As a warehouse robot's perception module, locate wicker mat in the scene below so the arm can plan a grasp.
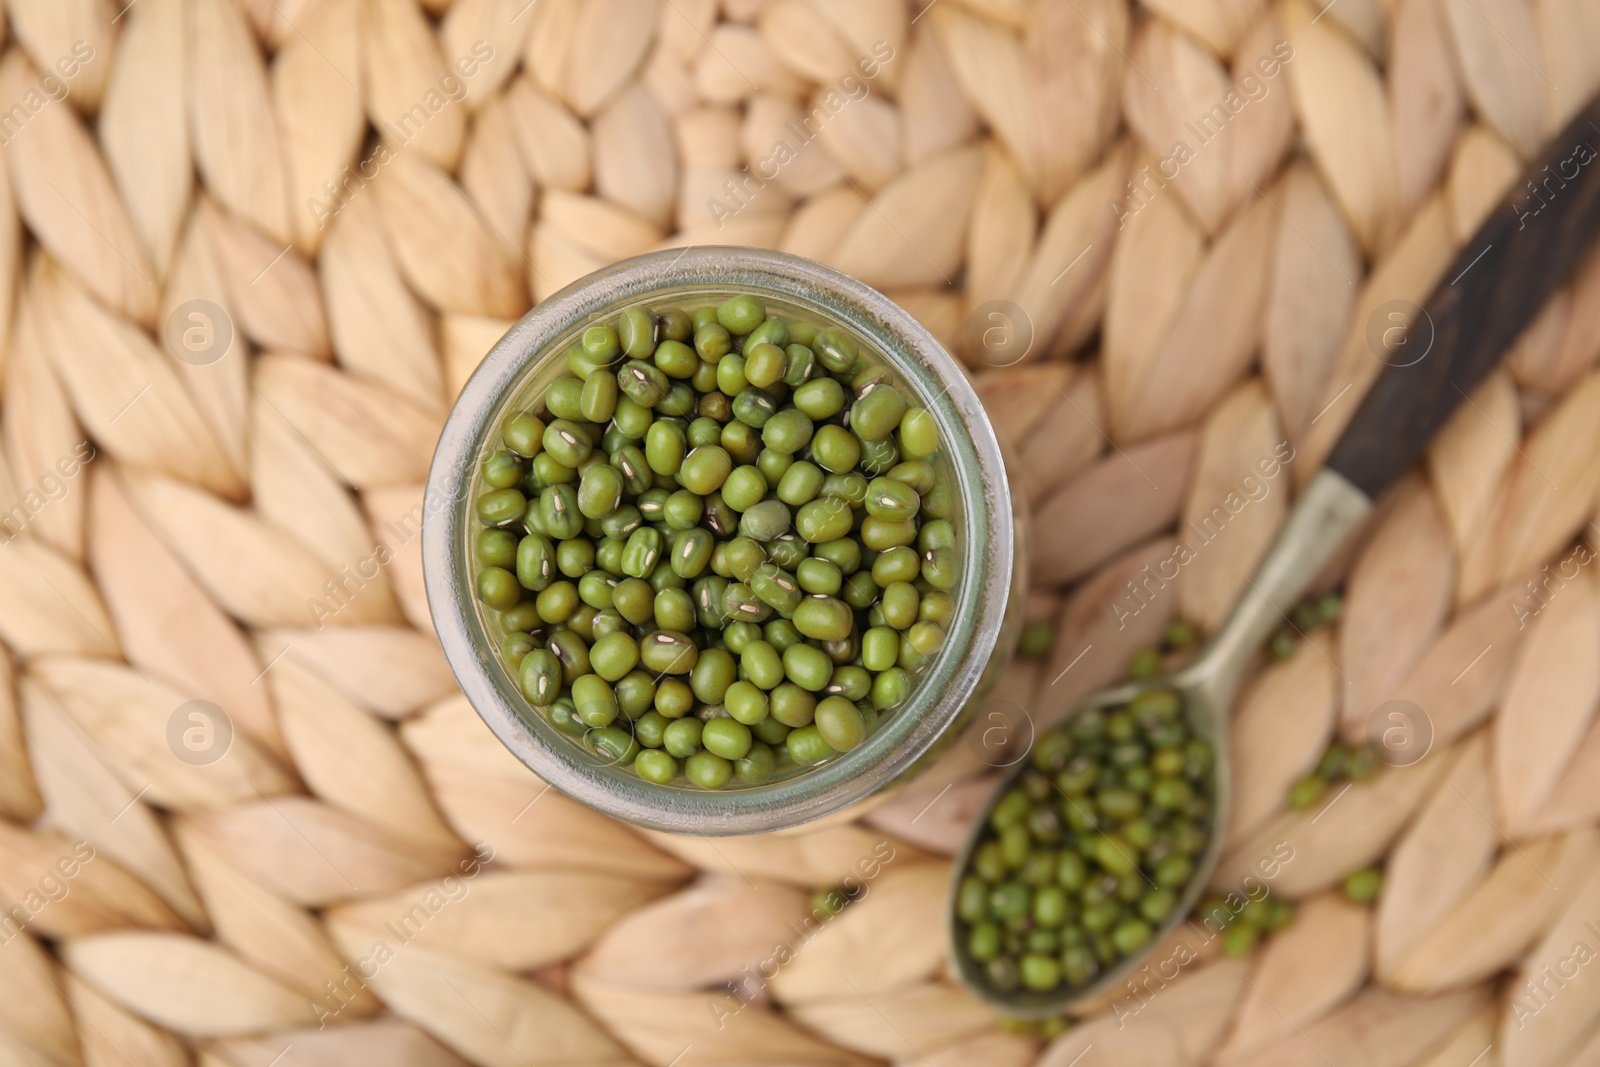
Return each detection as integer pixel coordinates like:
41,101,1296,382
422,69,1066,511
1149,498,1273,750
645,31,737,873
1,0,1599,1064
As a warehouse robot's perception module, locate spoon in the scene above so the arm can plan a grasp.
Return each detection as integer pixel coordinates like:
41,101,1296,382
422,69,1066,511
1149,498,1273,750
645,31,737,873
950,92,1600,1017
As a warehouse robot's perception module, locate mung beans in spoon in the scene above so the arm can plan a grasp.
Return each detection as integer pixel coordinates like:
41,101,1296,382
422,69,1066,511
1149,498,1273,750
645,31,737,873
953,686,1214,995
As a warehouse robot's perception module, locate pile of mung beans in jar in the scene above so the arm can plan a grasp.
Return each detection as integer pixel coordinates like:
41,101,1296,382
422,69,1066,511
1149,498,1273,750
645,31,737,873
953,687,1215,995
472,294,960,790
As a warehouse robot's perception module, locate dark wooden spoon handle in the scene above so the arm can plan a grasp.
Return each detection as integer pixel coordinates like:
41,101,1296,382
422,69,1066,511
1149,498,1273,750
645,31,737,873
1326,95,1600,500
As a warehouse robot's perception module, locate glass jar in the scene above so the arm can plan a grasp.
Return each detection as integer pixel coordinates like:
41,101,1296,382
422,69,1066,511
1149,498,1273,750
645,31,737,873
423,247,1025,835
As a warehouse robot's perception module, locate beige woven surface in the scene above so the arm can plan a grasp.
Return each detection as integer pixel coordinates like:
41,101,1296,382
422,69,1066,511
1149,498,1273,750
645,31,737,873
2,0,1600,1064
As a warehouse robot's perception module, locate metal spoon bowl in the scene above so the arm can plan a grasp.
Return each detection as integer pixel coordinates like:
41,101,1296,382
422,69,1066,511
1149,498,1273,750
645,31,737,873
947,680,1223,1018
947,471,1372,1016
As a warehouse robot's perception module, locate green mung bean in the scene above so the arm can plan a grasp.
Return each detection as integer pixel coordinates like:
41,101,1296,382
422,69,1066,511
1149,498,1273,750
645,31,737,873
953,688,1215,995
471,294,960,789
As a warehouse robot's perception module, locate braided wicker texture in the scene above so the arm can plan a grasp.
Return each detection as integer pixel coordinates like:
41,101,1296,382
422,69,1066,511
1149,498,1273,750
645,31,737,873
1,0,1599,1065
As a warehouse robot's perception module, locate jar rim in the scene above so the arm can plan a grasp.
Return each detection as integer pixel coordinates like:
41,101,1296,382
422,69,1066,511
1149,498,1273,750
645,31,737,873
423,246,1015,835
